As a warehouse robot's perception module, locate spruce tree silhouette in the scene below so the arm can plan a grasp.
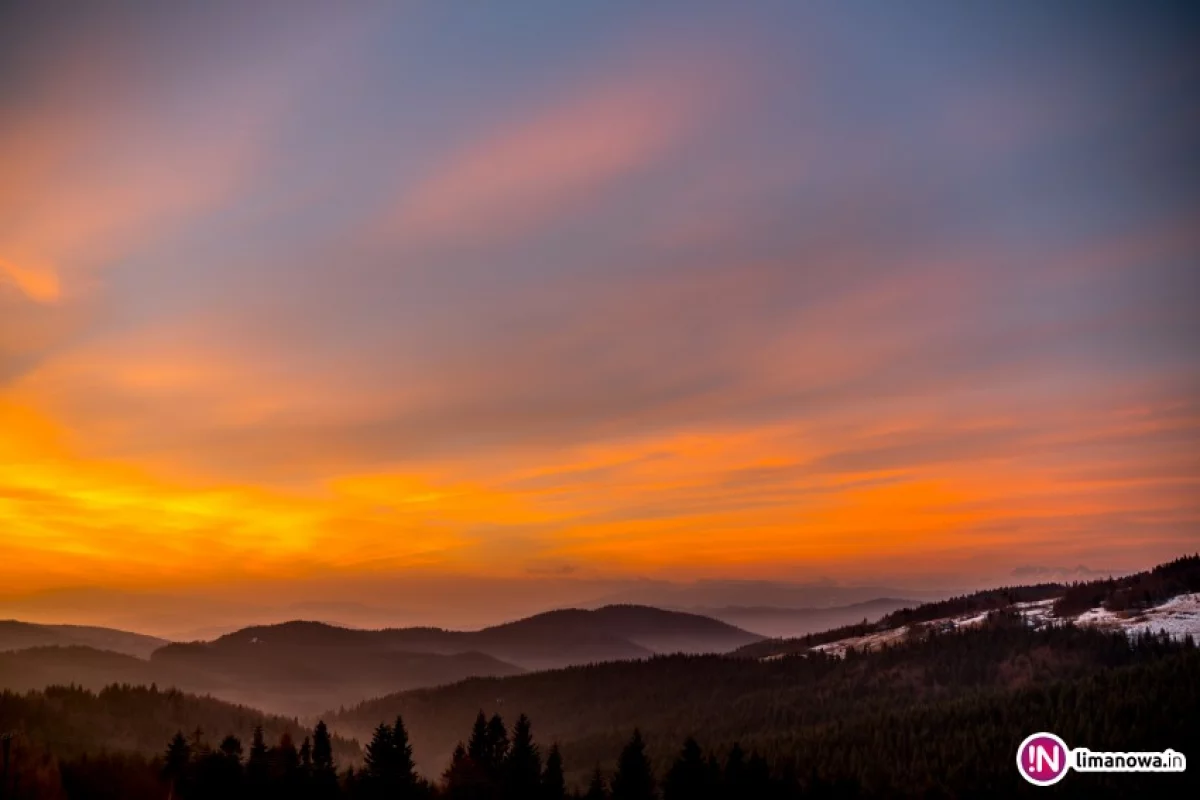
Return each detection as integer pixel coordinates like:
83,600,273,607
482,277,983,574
246,725,269,789
312,722,334,770
279,732,300,770
278,732,301,796
189,726,207,758
585,765,609,800
311,721,339,798
163,731,191,795
664,737,709,800
461,710,496,798
363,721,396,796
721,742,745,796
442,742,472,799
392,715,420,795
467,712,490,767
503,713,541,799
486,713,509,768
611,729,655,800
541,743,566,800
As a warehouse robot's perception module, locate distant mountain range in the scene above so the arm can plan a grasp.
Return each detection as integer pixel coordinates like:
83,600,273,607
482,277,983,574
0,605,762,716
0,578,953,637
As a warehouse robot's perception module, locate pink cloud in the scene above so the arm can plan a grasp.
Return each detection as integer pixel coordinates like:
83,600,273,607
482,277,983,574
389,60,731,244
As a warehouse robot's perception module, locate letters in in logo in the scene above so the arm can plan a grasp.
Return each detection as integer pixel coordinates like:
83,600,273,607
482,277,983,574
1017,732,1070,786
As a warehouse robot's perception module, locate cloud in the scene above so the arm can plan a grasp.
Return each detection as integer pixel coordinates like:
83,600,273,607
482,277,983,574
0,259,60,303
386,57,728,245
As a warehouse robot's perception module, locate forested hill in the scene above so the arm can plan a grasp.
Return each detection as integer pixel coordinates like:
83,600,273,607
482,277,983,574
0,642,524,718
734,553,1200,658
195,604,763,670
0,683,361,763
328,613,1199,787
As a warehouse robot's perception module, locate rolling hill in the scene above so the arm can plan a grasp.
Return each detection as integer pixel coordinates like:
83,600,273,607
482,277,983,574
185,605,762,672
150,624,525,715
0,606,759,716
0,620,167,658
0,639,524,718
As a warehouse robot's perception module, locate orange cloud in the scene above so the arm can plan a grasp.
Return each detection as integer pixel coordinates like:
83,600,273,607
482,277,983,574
0,259,60,303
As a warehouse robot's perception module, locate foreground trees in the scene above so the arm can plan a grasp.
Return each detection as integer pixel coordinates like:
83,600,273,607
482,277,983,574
152,718,792,800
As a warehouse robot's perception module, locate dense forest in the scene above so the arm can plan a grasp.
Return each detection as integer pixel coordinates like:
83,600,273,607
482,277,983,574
1052,553,1200,616
328,611,1198,781
3,633,1196,798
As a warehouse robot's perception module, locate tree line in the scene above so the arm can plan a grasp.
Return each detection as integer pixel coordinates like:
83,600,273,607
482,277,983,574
147,711,870,799
1052,553,1200,616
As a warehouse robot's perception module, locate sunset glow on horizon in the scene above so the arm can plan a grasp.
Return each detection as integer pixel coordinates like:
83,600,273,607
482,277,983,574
2,2,1198,620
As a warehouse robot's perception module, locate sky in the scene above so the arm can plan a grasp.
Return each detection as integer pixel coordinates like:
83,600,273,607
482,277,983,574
1,1,1199,631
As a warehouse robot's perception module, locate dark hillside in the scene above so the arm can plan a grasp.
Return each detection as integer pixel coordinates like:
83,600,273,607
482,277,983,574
330,614,1197,781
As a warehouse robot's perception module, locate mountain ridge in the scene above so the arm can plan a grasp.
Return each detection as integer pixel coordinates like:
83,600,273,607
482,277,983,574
0,620,168,659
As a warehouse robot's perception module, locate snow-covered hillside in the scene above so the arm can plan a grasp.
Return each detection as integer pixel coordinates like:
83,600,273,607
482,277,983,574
769,593,1200,660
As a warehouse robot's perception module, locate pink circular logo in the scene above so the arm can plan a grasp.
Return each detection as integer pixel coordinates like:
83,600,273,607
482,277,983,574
1016,732,1070,786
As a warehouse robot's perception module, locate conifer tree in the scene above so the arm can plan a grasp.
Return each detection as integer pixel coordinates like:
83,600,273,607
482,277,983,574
364,722,394,778
585,766,609,800
541,744,566,800
721,742,745,795
189,726,206,755
247,726,270,788
280,732,300,769
443,742,471,799
311,721,338,799
611,729,655,800
393,715,419,794
588,767,614,800
664,737,708,800
278,731,300,791
467,712,490,767
312,721,334,771
486,713,510,768
503,713,541,798
163,730,191,790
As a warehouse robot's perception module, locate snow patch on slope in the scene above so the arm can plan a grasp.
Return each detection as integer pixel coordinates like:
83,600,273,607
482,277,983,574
764,593,1200,661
